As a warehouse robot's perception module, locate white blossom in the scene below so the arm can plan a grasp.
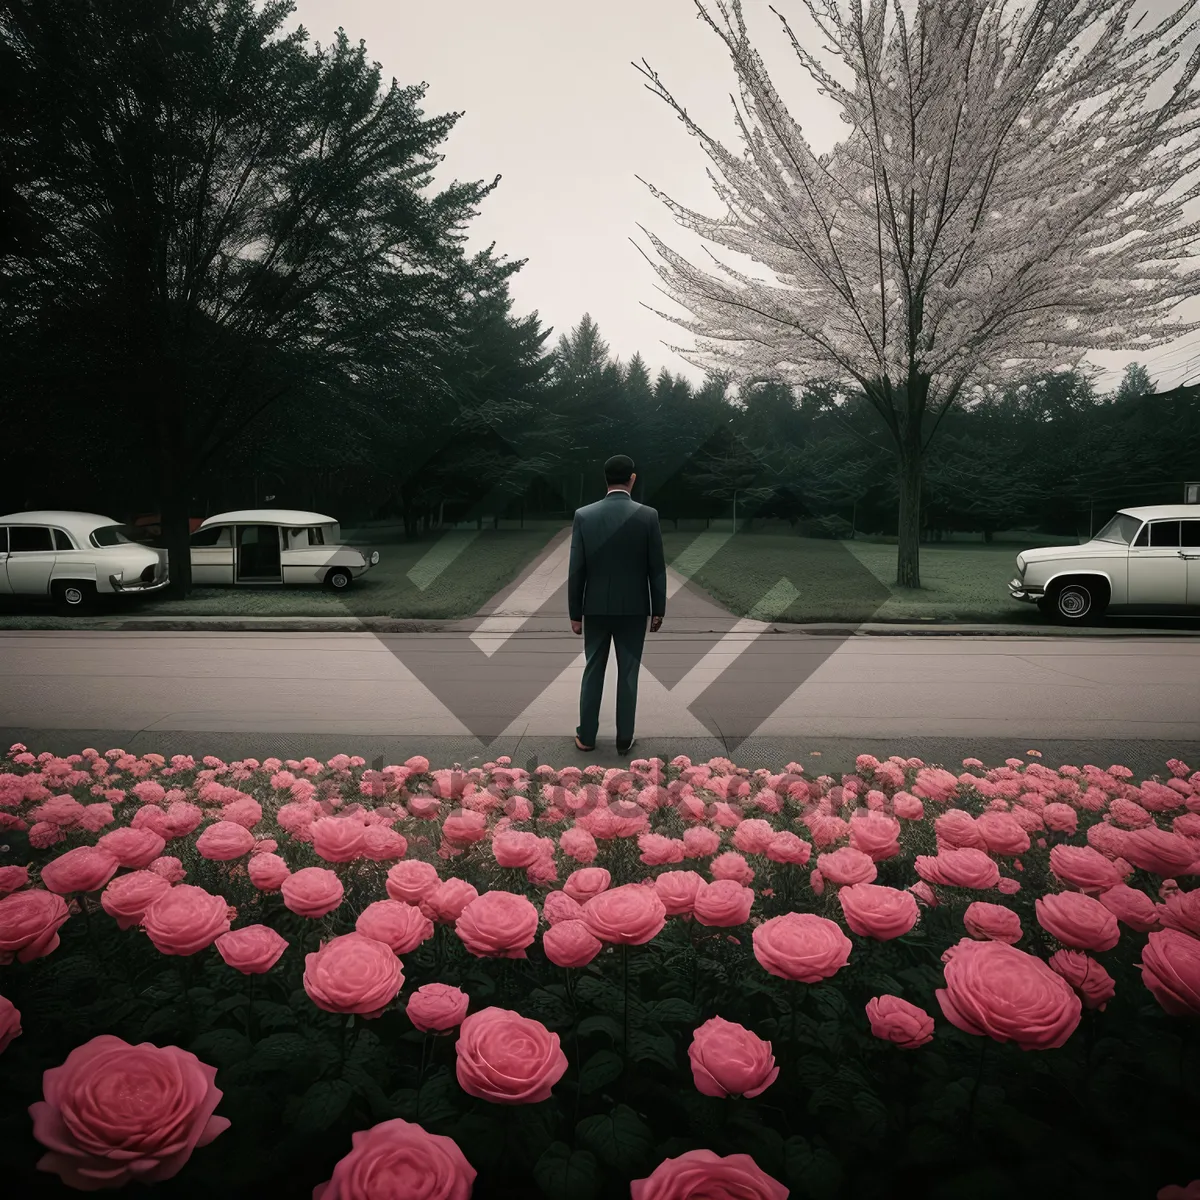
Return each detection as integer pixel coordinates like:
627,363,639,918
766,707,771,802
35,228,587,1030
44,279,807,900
633,0,1200,421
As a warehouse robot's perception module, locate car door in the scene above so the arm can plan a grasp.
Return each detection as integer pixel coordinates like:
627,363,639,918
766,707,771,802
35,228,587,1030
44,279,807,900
1183,519,1200,606
6,525,57,594
0,527,9,594
190,525,235,585
1127,520,1188,606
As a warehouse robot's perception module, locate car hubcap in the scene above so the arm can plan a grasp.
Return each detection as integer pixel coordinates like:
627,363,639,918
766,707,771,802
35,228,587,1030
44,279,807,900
65,588,82,605
1059,588,1090,617
333,574,347,588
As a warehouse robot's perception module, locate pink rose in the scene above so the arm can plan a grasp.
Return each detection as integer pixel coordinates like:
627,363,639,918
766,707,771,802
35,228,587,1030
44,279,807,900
149,856,187,884
142,885,231,956
1035,891,1120,951
456,891,539,959
963,901,1022,944
1048,950,1115,1010
542,890,585,925
0,992,21,1053
356,900,434,954
582,883,667,944
0,883,66,964
816,846,877,886
752,913,852,982
96,826,166,868
631,1150,788,1200
0,865,29,896
654,870,706,916
563,867,611,903
247,852,291,892
196,821,255,862
1120,827,1198,877
312,1117,476,1200
892,793,925,820
1157,889,1200,937
406,983,470,1034
692,879,754,928
1049,844,1124,893
543,919,603,968
865,995,935,1049
1140,928,1200,1016
304,933,404,1018
688,1016,778,1097
838,883,919,941
848,811,901,861
311,816,367,863
420,878,479,924
766,832,811,866
39,846,120,895
915,848,1000,890
442,809,488,847
454,1007,567,1104
29,1035,229,1189
1158,1183,1200,1200
361,825,408,862
385,860,441,905
973,811,1031,856
710,851,755,885
1043,802,1078,835
100,870,171,930
214,925,289,974
1097,883,1161,932
936,938,1081,1050
282,867,345,919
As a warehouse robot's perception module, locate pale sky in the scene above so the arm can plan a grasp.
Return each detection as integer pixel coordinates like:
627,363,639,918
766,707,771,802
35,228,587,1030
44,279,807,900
288,0,1200,396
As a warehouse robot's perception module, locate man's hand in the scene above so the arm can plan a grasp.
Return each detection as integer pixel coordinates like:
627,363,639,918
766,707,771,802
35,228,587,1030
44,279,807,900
570,619,582,635
650,615,663,633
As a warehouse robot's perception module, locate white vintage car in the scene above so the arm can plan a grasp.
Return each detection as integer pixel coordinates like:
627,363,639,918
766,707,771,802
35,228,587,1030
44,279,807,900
0,511,169,613
190,509,379,589
1010,504,1200,622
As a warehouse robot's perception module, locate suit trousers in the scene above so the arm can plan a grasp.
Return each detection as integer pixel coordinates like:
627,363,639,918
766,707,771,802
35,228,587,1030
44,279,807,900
576,614,647,747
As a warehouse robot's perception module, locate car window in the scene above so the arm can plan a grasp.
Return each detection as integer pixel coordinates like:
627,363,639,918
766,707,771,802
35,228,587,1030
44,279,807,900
0,528,7,553
191,526,232,547
1182,520,1200,548
1133,524,1149,547
91,525,145,547
9,526,53,552
309,527,324,545
53,529,75,550
1149,521,1180,548
1094,512,1142,544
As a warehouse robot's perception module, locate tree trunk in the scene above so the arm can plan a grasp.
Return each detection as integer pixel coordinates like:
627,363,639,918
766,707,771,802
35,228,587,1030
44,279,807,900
895,438,923,589
438,499,444,529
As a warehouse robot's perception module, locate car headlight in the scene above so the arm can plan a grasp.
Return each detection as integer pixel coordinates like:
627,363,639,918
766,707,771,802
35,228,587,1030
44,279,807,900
370,551,380,565
1016,554,1026,578
111,570,123,583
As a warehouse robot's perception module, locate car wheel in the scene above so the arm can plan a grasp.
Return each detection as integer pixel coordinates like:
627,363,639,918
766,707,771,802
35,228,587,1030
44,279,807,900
325,568,353,590
53,581,96,615
1047,579,1107,624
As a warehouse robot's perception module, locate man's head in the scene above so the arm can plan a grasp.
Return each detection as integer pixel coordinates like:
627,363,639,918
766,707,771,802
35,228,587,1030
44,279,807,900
604,454,636,492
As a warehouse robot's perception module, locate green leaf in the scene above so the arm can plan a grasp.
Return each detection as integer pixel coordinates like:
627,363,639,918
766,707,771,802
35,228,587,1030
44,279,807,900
576,1104,653,1172
577,1014,623,1042
647,998,698,1025
253,1000,297,1031
249,1032,319,1071
533,1142,601,1200
578,1049,624,1094
784,1135,844,1200
525,988,572,1028
293,1079,353,1135
141,1004,186,1041
629,1031,676,1070
414,1069,460,1125
191,1028,252,1069
211,994,249,1017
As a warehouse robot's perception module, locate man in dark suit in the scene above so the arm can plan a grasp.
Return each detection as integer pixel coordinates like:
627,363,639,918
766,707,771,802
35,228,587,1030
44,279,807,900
568,455,667,756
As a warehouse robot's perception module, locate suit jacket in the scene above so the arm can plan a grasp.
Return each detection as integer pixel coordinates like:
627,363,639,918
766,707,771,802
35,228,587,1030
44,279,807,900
568,491,667,620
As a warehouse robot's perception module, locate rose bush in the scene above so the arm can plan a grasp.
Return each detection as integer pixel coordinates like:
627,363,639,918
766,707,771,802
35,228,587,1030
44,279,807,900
0,743,1196,1198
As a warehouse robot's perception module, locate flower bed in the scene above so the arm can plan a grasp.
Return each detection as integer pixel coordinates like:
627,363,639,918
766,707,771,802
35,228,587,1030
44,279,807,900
0,744,1198,1199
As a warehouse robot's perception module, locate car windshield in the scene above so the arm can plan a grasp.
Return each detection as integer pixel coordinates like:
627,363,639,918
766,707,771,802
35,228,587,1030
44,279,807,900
1093,513,1142,545
90,525,147,547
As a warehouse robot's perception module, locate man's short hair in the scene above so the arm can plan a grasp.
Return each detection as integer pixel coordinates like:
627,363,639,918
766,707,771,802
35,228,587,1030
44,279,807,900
604,455,635,486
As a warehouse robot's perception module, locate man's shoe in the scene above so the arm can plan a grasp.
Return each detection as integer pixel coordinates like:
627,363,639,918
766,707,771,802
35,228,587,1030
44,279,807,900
616,738,636,756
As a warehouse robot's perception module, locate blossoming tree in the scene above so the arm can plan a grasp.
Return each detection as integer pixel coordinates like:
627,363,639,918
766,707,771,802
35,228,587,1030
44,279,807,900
634,0,1200,585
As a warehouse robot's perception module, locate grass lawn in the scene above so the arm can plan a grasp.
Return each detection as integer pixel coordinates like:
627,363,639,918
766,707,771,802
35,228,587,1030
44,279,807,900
0,529,560,623
661,529,1058,622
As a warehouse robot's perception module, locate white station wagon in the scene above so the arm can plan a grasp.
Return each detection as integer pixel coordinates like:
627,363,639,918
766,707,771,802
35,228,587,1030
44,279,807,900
0,511,169,612
1010,504,1200,622
190,509,380,589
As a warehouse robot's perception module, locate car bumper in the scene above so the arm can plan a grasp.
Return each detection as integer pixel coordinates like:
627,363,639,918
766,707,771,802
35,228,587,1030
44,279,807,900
352,550,380,575
110,572,170,594
1009,577,1045,603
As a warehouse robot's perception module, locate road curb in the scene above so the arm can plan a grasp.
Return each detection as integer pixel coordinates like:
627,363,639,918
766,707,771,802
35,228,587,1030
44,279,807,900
0,615,1195,636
